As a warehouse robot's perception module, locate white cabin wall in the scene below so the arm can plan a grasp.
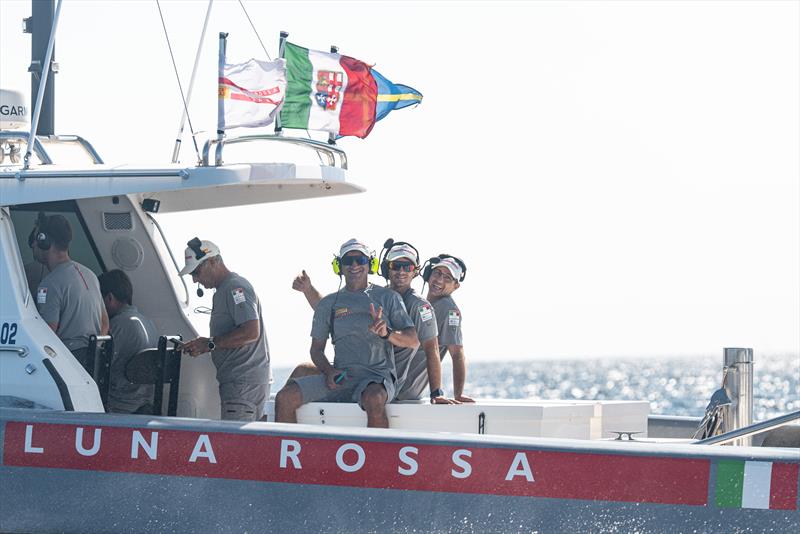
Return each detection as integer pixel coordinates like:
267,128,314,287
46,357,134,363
75,197,220,419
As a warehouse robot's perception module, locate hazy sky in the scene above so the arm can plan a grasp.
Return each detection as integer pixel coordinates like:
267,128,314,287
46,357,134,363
2,1,798,366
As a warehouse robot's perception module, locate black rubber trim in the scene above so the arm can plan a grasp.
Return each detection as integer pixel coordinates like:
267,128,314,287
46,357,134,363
42,358,74,411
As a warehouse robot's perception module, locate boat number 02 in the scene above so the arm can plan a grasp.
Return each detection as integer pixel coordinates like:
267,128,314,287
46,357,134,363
1,323,18,344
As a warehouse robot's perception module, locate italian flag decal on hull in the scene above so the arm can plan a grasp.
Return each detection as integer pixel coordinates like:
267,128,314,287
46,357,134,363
715,460,798,509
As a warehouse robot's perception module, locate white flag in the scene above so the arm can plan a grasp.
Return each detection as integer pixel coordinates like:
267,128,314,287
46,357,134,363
218,58,286,130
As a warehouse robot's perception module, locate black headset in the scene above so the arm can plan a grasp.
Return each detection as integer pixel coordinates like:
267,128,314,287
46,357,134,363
378,238,420,280
187,237,208,260
421,254,467,283
28,212,51,251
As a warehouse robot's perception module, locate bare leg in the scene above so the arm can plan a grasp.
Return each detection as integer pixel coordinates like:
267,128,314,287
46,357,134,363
275,383,303,424
285,361,321,387
361,383,389,428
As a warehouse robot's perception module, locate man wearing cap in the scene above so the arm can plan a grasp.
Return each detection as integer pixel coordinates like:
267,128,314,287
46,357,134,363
180,238,270,421
98,269,157,414
275,238,419,428
31,213,109,373
418,255,474,403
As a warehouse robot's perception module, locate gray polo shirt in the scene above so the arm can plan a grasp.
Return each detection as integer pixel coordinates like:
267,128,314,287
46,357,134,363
108,305,156,413
394,288,438,394
35,260,104,351
396,294,463,400
210,272,270,385
311,284,414,381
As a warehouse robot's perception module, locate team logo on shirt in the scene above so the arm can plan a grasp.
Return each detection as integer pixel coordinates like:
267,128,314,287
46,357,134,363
37,287,47,304
231,288,246,305
448,309,461,327
334,307,351,318
419,304,434,322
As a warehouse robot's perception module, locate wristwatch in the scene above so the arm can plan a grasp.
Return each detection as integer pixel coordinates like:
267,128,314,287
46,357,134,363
380,327,394,340
430,388,444,400
207,337,216,351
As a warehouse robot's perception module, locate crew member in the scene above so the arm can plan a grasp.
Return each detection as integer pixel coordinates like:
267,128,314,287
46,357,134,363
275,238,418,428
31,213,108,373
98,269,156,414
180,238,270,421
416,255,474,402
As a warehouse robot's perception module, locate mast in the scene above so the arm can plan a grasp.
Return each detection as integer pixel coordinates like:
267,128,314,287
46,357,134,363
25,0,57,136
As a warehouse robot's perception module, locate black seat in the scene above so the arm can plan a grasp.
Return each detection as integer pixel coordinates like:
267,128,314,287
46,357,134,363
87,334,113,408
124,335,183,416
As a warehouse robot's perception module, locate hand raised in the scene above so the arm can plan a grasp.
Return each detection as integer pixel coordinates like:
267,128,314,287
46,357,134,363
292,270,312,292
368,303,388,337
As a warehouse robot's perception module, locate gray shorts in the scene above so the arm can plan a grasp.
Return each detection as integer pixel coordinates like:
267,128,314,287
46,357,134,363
292,373,395,410
219,382,269,421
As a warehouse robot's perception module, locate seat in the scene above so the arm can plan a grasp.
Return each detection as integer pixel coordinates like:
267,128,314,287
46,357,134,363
124,335,183,416
87,334,113,408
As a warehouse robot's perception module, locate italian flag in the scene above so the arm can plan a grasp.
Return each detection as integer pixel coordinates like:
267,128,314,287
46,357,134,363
280,42,378,139
715,460,798,509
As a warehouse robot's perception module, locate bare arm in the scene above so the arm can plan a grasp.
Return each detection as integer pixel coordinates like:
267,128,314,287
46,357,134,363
292,270,323,310
183,319,259,356
367,304,419,349
100,306,109,336
310,337,341,389
423,338,457,404
449,345,474,403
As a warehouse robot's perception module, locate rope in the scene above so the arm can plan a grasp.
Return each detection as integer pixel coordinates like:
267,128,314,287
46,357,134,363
156,0,201,162
238,0,272,60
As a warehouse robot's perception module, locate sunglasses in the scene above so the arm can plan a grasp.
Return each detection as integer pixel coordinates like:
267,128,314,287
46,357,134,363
388,261,416,272
340,255,369,266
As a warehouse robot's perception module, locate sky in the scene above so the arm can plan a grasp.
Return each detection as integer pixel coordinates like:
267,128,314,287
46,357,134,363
1,1,798,367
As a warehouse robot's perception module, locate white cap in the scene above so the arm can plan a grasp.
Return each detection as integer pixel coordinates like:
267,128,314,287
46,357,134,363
180,239,220,275
386,243,418,264
339,238,372,257
434,257,463,281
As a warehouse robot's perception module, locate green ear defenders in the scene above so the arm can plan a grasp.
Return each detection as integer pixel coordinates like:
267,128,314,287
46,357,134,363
378,238,420,280
332,254,380,276
421,254,467,283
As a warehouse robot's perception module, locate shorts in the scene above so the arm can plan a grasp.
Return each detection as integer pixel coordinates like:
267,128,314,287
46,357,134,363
292,372,395,410
219,381,269,421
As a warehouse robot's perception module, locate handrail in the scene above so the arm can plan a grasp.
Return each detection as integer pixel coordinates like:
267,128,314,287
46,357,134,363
693,409,800,446
1,132,52,164
145,212,190,307
11,168,189,182
40,134,105,164
0,346,29,357
202,134,348,169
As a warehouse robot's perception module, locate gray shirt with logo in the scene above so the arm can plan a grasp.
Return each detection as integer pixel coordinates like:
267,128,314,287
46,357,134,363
394,288,438,400
395,294,463,400
108,304,156,413
311,284,414,382
36,260,104,351
210,272,270,385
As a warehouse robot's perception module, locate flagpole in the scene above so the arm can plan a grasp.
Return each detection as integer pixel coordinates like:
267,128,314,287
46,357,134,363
275,31,288,136
328,45,338,146
215,32,228,166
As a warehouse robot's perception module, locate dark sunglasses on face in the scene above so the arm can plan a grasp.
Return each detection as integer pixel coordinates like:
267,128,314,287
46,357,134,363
388,261,416,272
341,255,369,266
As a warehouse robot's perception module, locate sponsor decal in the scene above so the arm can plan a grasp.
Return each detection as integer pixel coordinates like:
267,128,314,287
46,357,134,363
36,287,47,304
232,288,246,305
419,304,434,322
315,70,344,111
4,422,712,506
448,309,460,327
335,307,350,319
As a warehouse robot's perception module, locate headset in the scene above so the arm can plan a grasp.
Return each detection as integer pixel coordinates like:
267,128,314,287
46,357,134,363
27,212,51,251
331,252,379,276
421,254,467,283
187,237,208,297
378,238,420,280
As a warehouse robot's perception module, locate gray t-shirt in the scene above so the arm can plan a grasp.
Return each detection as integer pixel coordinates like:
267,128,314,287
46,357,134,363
210,272,270,385
35,260,104,351
394,288,438,394
396,294,463,401
108,305,156,413
311,284,414,381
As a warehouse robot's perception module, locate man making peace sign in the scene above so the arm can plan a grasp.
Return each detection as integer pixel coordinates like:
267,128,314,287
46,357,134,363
275,239,418,428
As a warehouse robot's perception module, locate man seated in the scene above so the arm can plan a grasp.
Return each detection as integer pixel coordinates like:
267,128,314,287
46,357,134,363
98,269,157,414
275,239,418,428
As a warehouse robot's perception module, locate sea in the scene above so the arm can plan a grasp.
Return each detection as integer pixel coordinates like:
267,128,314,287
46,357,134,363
273,353,799,421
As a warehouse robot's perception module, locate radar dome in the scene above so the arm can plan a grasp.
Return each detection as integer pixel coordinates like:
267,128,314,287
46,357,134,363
0,89,29,130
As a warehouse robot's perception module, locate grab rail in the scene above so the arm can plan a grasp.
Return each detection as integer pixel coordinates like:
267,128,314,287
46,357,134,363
0,346,29,357
693,409,800,446
1,132,104,166
202,134,348,169
1,132,52,164
39,134,105,164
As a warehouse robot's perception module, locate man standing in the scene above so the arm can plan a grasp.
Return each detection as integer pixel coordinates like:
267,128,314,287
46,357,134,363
275,238,418,428
417,255,474,403
180,238,270,421
98,269,157,414
32,213,108,373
